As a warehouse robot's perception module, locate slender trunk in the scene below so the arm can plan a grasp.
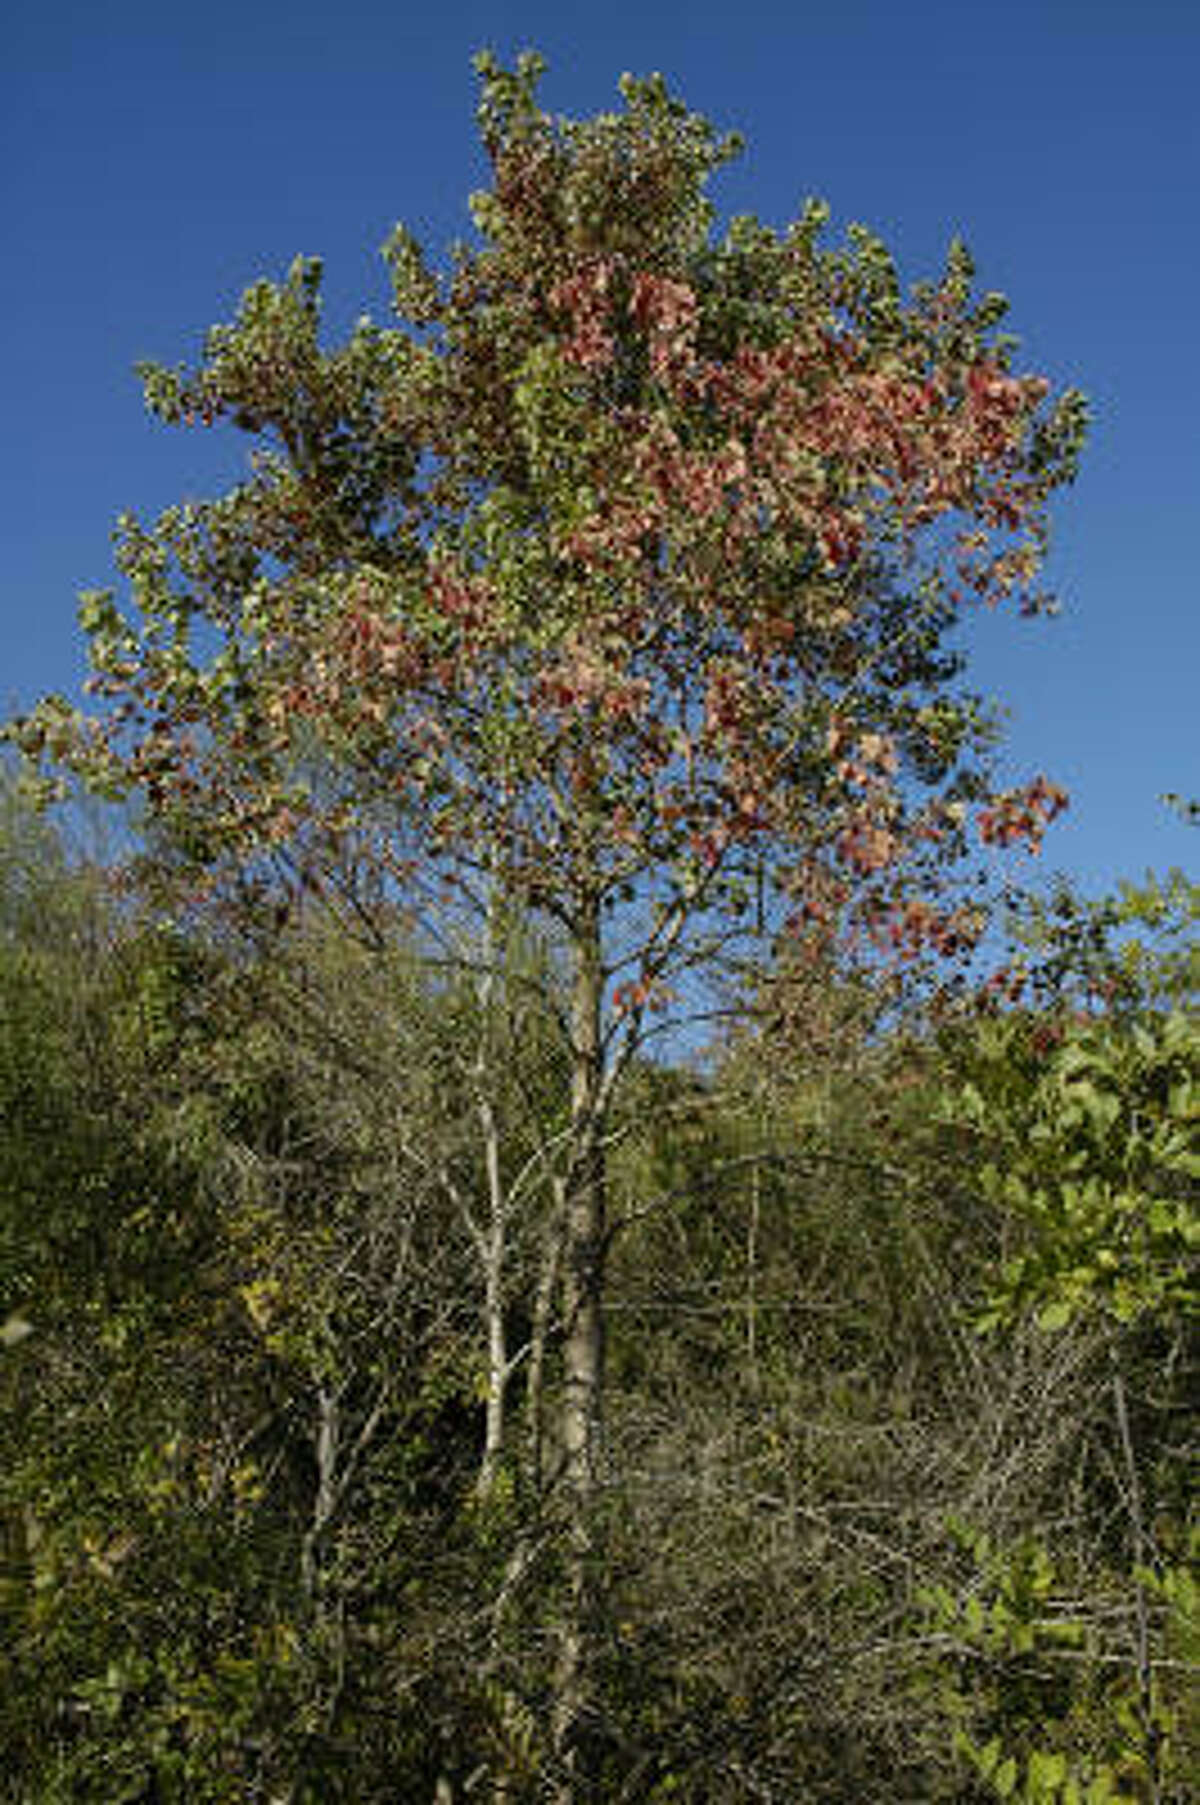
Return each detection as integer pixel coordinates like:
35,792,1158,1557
301,1382,340,1600
1111,1341,1162,1803
527,1201,562,1494
477,1093,508,1495
746,1159,761,1390
474,880,509,1498
553,888,606,1801
301,1382,348,1730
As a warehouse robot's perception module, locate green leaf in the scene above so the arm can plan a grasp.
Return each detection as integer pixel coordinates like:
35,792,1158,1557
1029,1749,1068,1791
977,1736,1003,1779
994,1754,1019,1798
1037,1296,1076,1331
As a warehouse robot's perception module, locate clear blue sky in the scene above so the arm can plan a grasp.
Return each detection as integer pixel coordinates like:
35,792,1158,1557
4,0,1196,898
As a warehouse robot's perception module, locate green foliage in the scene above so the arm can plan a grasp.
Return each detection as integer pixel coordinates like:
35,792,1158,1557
921,1526,1153,1803
920,1516,1183,1797
0,794,571,1798
918,875,1198,1805
946,1007,1197,1333
2,787,1195,1798
1004,869,1199,1017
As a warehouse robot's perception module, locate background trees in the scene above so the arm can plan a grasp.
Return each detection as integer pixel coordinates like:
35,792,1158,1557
1,776,1195,1799
928,873,1197,1803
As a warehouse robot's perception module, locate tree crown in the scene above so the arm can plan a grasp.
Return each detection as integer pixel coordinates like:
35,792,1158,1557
9,55,1087,999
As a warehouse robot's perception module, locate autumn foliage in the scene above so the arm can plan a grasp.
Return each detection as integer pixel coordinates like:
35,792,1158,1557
13,54,1085,980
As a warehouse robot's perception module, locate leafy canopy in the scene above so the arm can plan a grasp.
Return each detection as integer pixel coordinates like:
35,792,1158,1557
10,54,1086,988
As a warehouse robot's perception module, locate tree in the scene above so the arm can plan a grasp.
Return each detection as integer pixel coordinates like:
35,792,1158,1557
8,52,1087,1795
927,872,1197,1805
0,792,511,1800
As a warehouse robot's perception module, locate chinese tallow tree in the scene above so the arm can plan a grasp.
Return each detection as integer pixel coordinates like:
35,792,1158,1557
11,52,1086,1795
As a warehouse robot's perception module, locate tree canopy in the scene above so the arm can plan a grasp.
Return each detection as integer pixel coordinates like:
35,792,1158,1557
14,52,1084,973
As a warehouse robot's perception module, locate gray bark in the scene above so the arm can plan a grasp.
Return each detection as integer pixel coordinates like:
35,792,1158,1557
552,888,607,1801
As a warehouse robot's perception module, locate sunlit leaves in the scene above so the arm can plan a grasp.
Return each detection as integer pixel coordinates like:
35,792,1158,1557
4,55,1088,982
947,1005,1198,1334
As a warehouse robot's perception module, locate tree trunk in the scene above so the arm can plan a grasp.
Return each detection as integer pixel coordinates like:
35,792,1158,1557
553,888,606,1801
1111,1341,1163,1804
474,880,509,1498
476,1092,508,1496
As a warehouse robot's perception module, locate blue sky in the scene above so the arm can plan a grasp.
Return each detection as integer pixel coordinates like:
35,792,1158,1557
4,0,1196,900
